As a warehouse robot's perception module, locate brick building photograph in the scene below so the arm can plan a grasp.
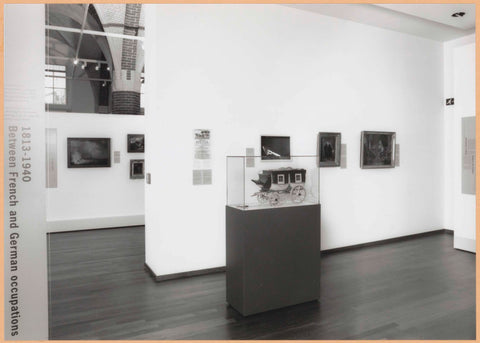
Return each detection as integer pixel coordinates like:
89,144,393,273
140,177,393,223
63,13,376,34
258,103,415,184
46,4,145,115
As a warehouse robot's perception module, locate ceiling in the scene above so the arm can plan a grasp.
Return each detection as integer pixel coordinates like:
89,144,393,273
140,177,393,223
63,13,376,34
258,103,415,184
283,4,475,41
376,4,475,30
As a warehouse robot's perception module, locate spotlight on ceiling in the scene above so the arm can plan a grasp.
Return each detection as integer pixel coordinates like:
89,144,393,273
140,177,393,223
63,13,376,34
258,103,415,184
73,59,79,65
102,81,107,87
81,62,87,70
106,66,110,71
452,12,466,17
95,63,100,71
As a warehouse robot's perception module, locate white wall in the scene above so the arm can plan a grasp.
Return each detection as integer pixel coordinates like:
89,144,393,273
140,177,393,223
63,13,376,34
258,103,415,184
145,4,445,277
46,112,145,232
443,35,476,252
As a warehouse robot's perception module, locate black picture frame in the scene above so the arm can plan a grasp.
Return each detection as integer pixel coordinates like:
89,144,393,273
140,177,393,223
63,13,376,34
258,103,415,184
261,136,290,160
360,131,396,169
127,134,145,153
318,132,341,167
130,159,145,179
67,138,111,168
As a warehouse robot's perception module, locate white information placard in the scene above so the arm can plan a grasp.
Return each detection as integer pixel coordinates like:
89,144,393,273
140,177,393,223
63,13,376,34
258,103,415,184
340,144,347,169
193,129,212,185
462,116,475,195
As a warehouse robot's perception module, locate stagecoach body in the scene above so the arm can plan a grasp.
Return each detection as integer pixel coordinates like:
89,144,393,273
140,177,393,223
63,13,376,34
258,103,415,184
252,167,307,206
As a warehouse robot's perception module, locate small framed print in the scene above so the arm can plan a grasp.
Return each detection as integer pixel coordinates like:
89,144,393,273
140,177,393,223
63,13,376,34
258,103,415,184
127,134,145,153
130,159,145,179
261,136,290,160
318,132,341,167
360,131,396,169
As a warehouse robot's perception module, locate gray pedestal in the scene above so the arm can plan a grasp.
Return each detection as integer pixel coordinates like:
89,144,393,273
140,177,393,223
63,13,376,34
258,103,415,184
226,204,321,316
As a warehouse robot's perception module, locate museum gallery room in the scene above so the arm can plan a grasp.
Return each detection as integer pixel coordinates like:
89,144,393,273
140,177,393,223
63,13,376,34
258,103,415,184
3,3,476,341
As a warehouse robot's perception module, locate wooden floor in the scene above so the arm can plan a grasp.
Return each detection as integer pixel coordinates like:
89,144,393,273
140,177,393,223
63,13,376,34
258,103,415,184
48,227,475,340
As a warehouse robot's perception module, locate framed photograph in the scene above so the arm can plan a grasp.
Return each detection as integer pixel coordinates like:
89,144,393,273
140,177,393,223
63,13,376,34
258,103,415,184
360,131,396,168
261,136,290,160
130,159,145,179
67,138,111,168
127,134,145,153
318,132,341,167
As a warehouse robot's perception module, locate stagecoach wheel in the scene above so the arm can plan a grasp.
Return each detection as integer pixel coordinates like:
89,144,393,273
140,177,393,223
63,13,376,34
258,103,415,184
257,192,269,204
291,185,306,203
269,192,280,206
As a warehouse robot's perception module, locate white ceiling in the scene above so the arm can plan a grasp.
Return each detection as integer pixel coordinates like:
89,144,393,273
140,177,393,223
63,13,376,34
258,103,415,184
377,4,475,30
283,4,475,42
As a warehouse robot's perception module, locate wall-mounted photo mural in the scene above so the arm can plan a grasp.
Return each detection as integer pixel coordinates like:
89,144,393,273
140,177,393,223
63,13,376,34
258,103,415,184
45,4,145,115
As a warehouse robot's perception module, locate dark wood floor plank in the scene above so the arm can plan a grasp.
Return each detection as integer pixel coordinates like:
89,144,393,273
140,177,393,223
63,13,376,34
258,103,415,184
48,227,475,340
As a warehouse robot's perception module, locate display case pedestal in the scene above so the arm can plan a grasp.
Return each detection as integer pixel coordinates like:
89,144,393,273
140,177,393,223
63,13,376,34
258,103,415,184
226,204,321,316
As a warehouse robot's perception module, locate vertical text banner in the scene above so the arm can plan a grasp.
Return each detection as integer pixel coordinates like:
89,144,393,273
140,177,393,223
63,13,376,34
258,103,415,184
4,5,48,340
461,116,476,194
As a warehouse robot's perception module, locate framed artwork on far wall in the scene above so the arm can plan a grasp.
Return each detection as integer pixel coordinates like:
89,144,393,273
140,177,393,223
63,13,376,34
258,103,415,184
318,132,341,167
67,138,111,168
360,131,396,169
261,136,290,160
130,159,145,179
127,134,145,153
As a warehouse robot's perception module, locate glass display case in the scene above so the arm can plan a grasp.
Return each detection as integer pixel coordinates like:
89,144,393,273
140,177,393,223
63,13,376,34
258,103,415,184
227,155,319,210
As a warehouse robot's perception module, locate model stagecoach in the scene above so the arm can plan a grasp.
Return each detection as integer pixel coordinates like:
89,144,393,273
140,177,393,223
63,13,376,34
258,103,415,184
252,167,307,206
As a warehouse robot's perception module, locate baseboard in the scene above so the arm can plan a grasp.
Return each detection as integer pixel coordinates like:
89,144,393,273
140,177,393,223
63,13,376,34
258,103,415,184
144,262,225,282
321,229,452,255
453,235,476,253
47,215,145,233
48,225,145,235
144,229,455,281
